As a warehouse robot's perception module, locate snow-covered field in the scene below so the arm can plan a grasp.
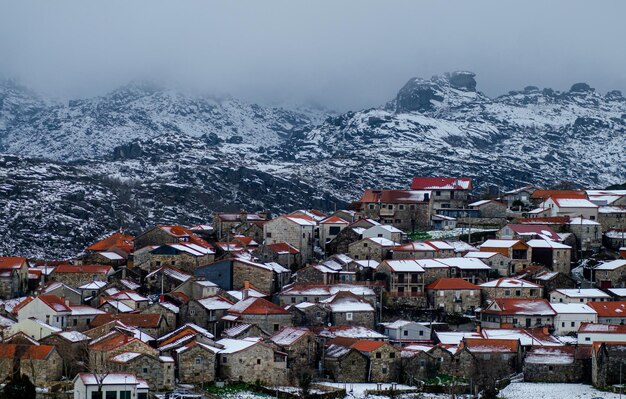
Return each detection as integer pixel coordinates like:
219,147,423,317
501,382,620,399
316,382,416,398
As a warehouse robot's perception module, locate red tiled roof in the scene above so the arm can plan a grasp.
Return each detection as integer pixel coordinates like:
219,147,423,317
530,190,586,200
89,331,137,351
426,278,479,290
320,216,349,225
233,235,257,247
227,297,289,315
351,340,387,352
579,323,626,334
411,177,472,191
91,313,162,328
359,189,430,204
326,336,359,347
54,264,113,274
462,338,519,353
38,295,72,313
0,256,27,270
156,225,213,248
86,232,134,253
505,224,559,240
0,344,55,360
266,242,299,255
587,301,626,318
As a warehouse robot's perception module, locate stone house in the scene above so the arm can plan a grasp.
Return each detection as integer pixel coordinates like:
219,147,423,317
268,327,316,371
38,281,83,305
77,281,109,303
223,297,292,334
550,288,611,303
277,283,376,307
174,340,219,384
212,211,268,241
426,278,481,314
319,216,350,251
400,348,438,383
410,177,472,210
459,338,522,376
216,337,288,385
527,239,572,274
84,231,134,259
323,344,368,382
181,295,233,336
497,223,561,242
392,242,438,259
0,256,29,299
0,344,63,386
108,351,175,390
598,206,626,234
322,291,376,328
438,257,492,284
193,259,289,295
524,346,584,383
375,259,425,298
90,313,170,338
479,239,532,272
468,200,507,218
464,251,511,277
520,268,577,296
50,264,114,287
254,242,301,270
80,252,126,268
568,217,602,253
156,323,217,354
592,342,626,388
425,240,456,257
295,264,339,285
358,189,431,231
480,278,543,302
134,224,213,252
351,340,400,382
39,330,91,377
15,295,71,329
106,290,150,311
222,323,270,339
145,266,193,294
502,185,537,208
288,302,329,327
88,330,158,371
172,279,221,300
426,345,456,375
326,226,364,256
594,259,626,288
263,216,316,265
419,259,451,285
141,302,179,332
146,243,215,273
480,298,556,329
431,214,457,231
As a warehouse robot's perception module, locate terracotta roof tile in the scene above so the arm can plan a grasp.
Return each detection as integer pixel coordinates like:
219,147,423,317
426,278,480,290
350,340,387,352
587,301,626,317
54,264,113,274
86,232,134,253
91,313,162,328
0,344,55,360
0,257,28,270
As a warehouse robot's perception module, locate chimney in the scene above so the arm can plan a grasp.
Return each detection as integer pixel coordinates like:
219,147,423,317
63,296,70,306
240,210,248,223
242,280,250,300
542,326,549,335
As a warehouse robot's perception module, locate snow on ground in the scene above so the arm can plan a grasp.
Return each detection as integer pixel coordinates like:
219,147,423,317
501,382,621,399
316,382,416,398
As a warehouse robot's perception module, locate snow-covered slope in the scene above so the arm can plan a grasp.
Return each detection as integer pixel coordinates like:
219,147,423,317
1,72,625,258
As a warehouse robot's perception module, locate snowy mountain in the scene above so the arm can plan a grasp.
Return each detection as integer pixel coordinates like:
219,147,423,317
1,72,625,258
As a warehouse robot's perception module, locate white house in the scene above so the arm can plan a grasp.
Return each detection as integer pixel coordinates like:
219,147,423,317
577,323,626,344
319,216,349,248
16,295,71,329
549,288,611,304
7,317,62,340
540,197,599,220
362,225,406,243
74,373,149,399
380,320,431,343
550,303,597,335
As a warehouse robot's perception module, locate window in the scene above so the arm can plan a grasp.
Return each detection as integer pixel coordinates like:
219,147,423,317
143,367,148,373
195,357,202,365
585,337,590,341
398,274,405,283
395,219,401,223
138,394,147,399
382,367,387,374
273,324,280,332
435,191,441,197
375,352,382,359
399,204,405,210
515,290,521,297
363,243,368,248
329,226,341,235
571,322,576,327
410,204,415,210
561,322,565,327
223,356,228,363
120,392,130,399
390,352,396,359
369,204,375,210
346,313,353,321
291,297,296,304
155,261,161,266
73,319,78,326
266,232,272,238
257,359,261,365
403,330,408,336
105,392,116,399
504,290,511,296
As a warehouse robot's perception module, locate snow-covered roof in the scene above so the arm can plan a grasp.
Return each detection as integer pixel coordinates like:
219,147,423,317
79,281,108,290
525,347,575,365
595,259,626,271
527,239,571,249
464,251,500,259
437,257,491,270
469,200,492,207
481,239,523,248
58,330,91,342
436,331,482,346
215,337,261,354
553,288,610,298
110,352,143,363
321,293,374,313
77,373,139,386
598,206,626,214
381,259,425,273
352,260,379,269
270,327,310,346
380,320,417,329
607,288,626,297
568,217,601,225
280,283,375,297
98,251,124,260
197,296,233,310
70,305,106,316
552,198,598,208
284,216,317,226
550,303,597,315
365,237,398,246
480,278,540,289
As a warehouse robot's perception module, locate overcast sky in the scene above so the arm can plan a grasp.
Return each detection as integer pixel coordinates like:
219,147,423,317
1,0,626,110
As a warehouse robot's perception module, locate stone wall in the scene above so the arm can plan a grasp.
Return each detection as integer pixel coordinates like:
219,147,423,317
218,343,288,385
428,289,480,314
177,344,217,384
239,313,293,335
233,261,274,294
367,344,400,382
331,310,375,329
324,349,368,382
524,361,583,383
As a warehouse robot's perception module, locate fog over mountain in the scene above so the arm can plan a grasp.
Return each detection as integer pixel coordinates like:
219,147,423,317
2,1,626,111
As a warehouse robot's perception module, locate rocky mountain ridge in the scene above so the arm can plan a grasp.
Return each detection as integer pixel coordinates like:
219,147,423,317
1,72,625,258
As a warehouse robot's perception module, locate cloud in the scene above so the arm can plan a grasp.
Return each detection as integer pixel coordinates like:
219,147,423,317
1,0,625,110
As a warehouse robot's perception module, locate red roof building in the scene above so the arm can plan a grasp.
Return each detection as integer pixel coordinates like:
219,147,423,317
426,278,480,290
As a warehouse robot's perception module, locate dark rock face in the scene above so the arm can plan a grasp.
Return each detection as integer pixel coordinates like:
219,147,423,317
395,78,444,112
448,71,477,91
570,82,594,93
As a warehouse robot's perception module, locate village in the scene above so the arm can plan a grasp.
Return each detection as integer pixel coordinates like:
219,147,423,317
1,176,626,399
